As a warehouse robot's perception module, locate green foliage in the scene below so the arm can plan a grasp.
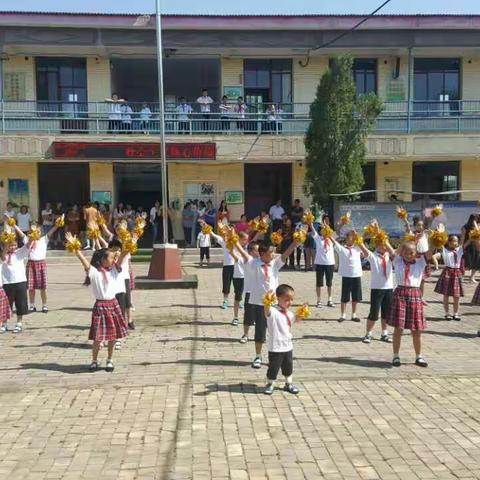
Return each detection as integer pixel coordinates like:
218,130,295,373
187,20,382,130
304,55,383,210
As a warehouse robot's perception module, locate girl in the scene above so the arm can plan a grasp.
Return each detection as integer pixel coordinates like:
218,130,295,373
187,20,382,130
0,269,12,333
1,225,32,333
386,241,434,367
433,235,465,321
67,233,128,372
461,214,480,283
231,231,249,326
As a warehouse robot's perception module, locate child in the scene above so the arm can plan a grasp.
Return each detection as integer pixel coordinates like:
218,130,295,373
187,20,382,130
210,225,235,309
231,231,249,326
357,237,394,343
27,223,61,313
196,228,211,266
329,230,365,322
235,238,299,369
0,257,12,333
68,234,128,372
240,241,259,344
263,284,300,395
386,241,433,367
1,225,32,333
434,235,465,321
307,216,335,308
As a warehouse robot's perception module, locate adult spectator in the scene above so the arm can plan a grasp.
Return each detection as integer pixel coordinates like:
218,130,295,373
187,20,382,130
17,205,32,235
290,199,304,226
121,100,133,133
204,200,217,227
140,103,152,134
234,96,246,131
216,200,230,224
41,202,53,236
3,202,16,224
156,206,174,244
124,204,135,230
269,200,285,230
52,202,64,249
150,201,161,243
182,202,195,247
66,204,81,236
176,97,193,134
83,202,98,250
113,202,125,228
219,95,231,131
235,214,249,234
196,88,214,131
105,93,125,133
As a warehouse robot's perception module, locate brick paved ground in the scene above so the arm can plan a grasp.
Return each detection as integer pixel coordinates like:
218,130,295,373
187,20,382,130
1,256,480,479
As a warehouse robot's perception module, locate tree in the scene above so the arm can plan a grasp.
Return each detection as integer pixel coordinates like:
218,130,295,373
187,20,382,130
304,55,383,212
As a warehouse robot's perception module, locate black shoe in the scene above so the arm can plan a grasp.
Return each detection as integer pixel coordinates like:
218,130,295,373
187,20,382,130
327,301,335,307
392,357,401,367
444,314,453,321
338,316,346,323
89,361,99,372
415,357,428,367
128,322,135,330
351,316,361,323
105,360,115,372
452,315,461,321
264,383,275,395
380,334,392,343
283,383,299,394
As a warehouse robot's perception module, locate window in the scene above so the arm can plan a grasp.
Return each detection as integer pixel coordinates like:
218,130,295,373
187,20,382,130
412,161,459,201
353,59,377,95
359,162,376,201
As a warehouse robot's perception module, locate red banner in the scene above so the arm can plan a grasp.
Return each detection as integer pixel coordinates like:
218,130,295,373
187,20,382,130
51,142,216,160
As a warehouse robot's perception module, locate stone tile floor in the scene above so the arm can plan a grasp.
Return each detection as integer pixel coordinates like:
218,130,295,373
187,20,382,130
1,260,480,479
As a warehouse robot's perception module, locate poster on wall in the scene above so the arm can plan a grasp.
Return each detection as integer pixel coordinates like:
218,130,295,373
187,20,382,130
225,191,244,205
8,179,29,207
91,191,112,205
223,86,243,101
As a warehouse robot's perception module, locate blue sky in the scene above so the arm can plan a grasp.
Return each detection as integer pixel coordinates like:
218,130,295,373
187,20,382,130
2,0,480,15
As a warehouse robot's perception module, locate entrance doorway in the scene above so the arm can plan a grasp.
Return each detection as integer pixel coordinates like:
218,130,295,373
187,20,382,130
38,163,90,214
244,163,292,219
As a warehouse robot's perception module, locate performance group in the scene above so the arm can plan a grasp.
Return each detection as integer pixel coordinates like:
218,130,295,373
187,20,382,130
0,206,478,395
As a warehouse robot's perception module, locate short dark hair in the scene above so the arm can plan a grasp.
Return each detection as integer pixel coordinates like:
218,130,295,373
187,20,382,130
247,241,258,252
258,242,273,255
294,199,300,203
108,239,123,250
276,284,294,298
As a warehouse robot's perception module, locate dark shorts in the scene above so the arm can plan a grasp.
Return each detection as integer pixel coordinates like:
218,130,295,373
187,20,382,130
124,279,132,309
267,350,293,381
251,304,267,343
3,281,29,316
341,277,362,303
315,264,335,287
243,292,255,326
200,247,210,261
222,265,234,295
368,288,393,321
233,277,244,302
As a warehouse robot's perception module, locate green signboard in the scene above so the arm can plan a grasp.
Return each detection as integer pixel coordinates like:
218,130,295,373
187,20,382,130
91,191,112,205
225,191,244,205
223,86,243,101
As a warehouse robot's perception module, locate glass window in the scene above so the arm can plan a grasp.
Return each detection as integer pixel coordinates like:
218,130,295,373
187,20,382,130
414,58,460,102
353,59,377,95
359,162,376,201
413,161,459,201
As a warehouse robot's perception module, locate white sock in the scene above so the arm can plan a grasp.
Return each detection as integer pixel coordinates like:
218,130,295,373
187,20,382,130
285,375,293,384
352,313,357,319
416,354,423,359
366,330,372,336
328,297,332,302
382,329,389,336
340,313,346,319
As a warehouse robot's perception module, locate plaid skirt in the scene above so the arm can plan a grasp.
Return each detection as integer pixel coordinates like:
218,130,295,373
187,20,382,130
0,287,12,323
472,283,480,305
129,262,135,290
27,260,47,290
386,286,426,331
89,299,128,342
434,267,464,298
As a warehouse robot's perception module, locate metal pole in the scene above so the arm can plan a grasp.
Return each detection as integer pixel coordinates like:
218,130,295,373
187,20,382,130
155,0,169,245
406,47,412,134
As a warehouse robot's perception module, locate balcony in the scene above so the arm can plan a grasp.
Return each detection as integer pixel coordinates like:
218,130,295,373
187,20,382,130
1,100,480,135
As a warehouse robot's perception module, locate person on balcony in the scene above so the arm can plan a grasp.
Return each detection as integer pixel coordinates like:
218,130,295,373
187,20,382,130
140,103,152,134
176,97,193,134
105,93,125,134
121,101,133,133
196,89,214,132
234,96,246,132
219,95,231,131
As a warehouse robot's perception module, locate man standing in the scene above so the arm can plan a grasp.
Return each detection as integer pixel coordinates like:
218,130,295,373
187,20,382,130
196,89,214,132
269,200,285,231
290,199,304,227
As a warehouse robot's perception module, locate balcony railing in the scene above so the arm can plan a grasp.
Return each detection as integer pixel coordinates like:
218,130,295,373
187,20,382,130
1,100,480,135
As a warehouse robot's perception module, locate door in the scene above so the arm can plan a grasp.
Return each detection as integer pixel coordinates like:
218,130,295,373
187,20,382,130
244,163,292,219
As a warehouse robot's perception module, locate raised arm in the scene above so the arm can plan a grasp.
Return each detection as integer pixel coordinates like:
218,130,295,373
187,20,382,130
233,238,250,263
45,224,59,239
281,239,299,263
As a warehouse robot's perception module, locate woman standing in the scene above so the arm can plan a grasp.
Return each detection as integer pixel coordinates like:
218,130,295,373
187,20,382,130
182,203,195,247
461,214,480,283
66,204,81,236
16,205,32,236
216,200,230,225
204,201,217,227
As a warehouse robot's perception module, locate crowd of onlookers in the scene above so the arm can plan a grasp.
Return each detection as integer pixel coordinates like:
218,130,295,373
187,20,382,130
104,89,285,134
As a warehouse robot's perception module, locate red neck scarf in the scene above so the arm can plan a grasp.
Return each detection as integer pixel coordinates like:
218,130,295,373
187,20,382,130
403,259,415,286
99,267,111,286
447,247,458,266
377,253,388,278
4,251,15,265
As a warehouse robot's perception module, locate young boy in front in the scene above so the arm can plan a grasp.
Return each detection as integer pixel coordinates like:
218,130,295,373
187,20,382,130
263,284,300,395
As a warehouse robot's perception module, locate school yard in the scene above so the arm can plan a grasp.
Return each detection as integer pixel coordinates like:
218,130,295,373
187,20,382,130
0,253,480,480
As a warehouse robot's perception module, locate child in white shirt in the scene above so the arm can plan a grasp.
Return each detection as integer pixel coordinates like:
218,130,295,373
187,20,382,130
196,230,211,266
210,229,235,309
263,284,301,396
239,241,259,344
230,232,249,326
330,230,365,322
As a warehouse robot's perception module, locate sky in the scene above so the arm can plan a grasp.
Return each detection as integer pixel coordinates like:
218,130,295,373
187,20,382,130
1,0,480,15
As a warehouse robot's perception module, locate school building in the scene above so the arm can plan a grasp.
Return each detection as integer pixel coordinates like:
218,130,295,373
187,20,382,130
1,11,480,231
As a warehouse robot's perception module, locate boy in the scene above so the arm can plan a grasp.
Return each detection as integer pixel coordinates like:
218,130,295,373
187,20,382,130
196,228,211,267
329,231,365,322
235,239,299,369
231,231,249,326
240,241,259,343
263,284,300,395
210,228,235,309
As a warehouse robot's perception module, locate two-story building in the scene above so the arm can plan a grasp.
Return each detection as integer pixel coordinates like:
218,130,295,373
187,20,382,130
1,11,480,234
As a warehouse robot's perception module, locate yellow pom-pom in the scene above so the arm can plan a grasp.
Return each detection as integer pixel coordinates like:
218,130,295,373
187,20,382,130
248,219,259,231
202,224,212,235
302,211,315,224
363,224,379,237
470,229,480,241
431,205,443,218
257,218,270,234
218,224,229,238
135,216,146,226
55,215,65,228
293,230,307,244
0,231,16,244
28,228,41,241
403,233,416,242
65,236,82,253
226,232,239,252
97,215,106,226
270,231,283,246
396,206,408,220
430,230,449,249
117,227,130,242
372,229,389,247
87,227,101,240
353,233,364,246
133,226,144,238
6,217,16,227
320,225,334,239
123,238,138,255
340,213,351,225
295,304,310,319
262,291,277,306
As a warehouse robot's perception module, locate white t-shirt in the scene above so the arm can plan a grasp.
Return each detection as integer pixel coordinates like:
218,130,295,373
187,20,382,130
233,256,245,279
335,244,363,278
197,232,211,248
1,245,29,284
247,256,285,306
311,229,336,265
16,212,31,232
393,255,426,288
29,235,49,261
118,254,131,282
269,205,285,220
196,95,213,113
88,266,122,300
3,209,16,220
41,209,53,226
367,251,394,290
212,234,234,267
244,260,255,294
442,247,463,269
416,232,429,254
266,307,295,352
